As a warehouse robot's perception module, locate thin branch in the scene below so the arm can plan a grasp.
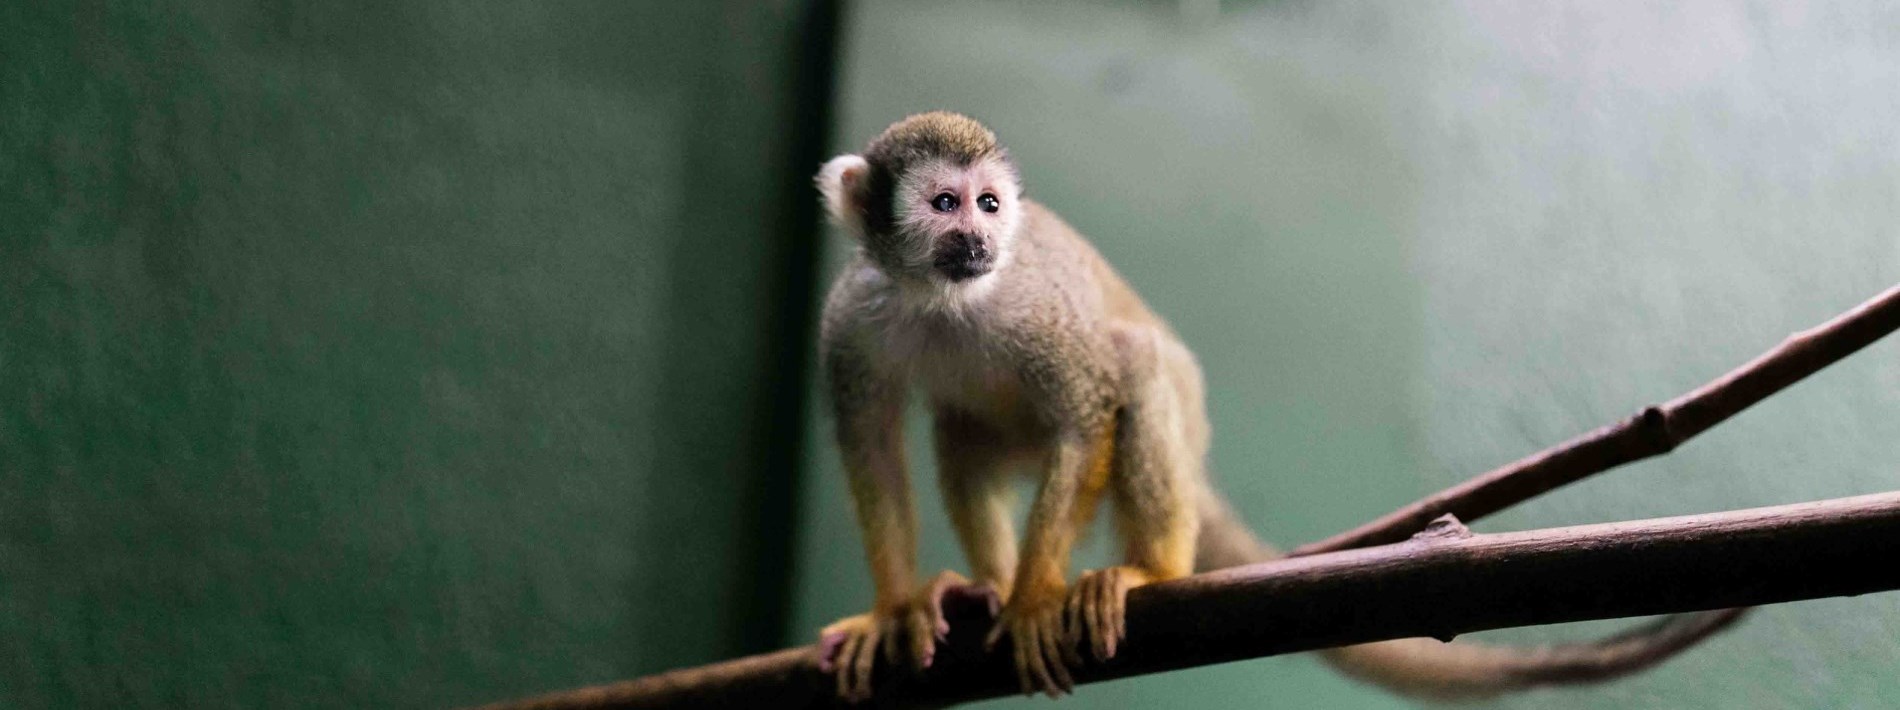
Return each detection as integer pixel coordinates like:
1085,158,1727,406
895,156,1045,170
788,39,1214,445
1293,283,1900,556
468,283,1900,708
471,491,1900,710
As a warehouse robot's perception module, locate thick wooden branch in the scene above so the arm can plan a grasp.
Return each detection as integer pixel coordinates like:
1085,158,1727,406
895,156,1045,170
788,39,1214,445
473,491,1900,710
1294,284,1900,556
470,284,1900,709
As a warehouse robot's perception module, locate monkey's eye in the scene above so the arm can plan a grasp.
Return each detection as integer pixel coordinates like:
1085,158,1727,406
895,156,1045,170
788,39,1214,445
931,192,959,212
977,193,1000,213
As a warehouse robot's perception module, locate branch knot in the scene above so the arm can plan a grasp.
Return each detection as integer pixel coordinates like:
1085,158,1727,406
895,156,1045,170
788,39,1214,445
1636,406,1678,453
1412,514,1472,542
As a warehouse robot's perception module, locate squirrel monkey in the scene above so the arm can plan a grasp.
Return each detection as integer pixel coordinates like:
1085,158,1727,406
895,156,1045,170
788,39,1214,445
814,112,1734,701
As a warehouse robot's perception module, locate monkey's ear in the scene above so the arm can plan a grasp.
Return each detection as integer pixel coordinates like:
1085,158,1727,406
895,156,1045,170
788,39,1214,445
816,154,870,236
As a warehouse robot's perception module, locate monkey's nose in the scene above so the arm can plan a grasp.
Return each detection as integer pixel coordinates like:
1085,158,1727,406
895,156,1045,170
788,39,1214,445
933,232,996,281
953,232,991,254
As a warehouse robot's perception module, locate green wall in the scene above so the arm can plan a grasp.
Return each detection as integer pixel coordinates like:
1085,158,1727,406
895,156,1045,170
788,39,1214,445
791,2,1900,709
1408,5,1900,709
1,1,830,707
8,1,1898,709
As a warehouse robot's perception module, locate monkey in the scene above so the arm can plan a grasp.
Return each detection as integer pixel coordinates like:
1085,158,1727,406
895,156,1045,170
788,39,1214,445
812,111,1738,702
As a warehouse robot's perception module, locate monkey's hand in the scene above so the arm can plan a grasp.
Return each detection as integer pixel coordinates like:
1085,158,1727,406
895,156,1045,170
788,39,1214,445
1066,565,1153,662
984,579,1079,698
820,570,987,702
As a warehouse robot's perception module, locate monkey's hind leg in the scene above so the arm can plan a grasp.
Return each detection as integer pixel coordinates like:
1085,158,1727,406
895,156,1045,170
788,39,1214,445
934,406,1025,601
1068,325,1201,662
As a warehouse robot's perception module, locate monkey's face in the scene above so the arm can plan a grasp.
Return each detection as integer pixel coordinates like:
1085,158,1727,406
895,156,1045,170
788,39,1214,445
817,147,1023,289
890,157,1022,284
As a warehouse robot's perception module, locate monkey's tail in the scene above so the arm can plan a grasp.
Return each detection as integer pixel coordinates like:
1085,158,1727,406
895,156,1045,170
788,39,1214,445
1193,495,1745,700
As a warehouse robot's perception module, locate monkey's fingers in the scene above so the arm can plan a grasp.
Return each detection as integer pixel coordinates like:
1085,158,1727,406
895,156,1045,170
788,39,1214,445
1037,613,1076,695
1111,571,1131,653
879,614,904,667
998,611,1064,698
818,614,871,673
818,630,846,674
974,583,1002,617
983,616,1007,652
1060,575,1089,668
1022,621,1061,697
849,624,882,703
1062,582,1083,659
1009,627,1034,696
1102,569,1124,656
904,610,937,671
1071,566,1140,661
921,570,970,642
1108,566,1149,655
833,629,864,701
1087,573,1113,661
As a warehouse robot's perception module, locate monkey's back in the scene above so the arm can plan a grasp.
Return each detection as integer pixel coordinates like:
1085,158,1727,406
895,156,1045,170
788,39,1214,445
1014,199,1178,340
1011,199,1210,454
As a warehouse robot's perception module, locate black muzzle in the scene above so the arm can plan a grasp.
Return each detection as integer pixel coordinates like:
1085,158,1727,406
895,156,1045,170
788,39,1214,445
933,232,995,281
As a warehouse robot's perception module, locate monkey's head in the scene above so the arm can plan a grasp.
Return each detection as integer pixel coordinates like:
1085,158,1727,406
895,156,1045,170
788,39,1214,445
817,112,1024,289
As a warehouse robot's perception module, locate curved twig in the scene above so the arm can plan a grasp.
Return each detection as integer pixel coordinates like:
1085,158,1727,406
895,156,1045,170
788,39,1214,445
1293,284,1900,556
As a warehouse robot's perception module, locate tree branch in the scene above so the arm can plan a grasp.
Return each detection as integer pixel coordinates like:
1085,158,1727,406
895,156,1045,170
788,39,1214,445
1293,283,1900,556
469,283,1900,708
472,491,1900,709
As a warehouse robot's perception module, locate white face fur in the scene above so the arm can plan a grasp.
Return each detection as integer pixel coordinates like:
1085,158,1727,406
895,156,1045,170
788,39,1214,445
820,154,1023,302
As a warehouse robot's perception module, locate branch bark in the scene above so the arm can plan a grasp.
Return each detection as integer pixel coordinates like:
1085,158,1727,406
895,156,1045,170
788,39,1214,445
1293,284,1900,556
473,491,1900,710
470,283,1900,708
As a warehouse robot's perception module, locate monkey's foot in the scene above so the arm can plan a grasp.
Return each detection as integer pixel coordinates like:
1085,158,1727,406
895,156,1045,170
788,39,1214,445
984,581,1078,698
911,570,996,669
819,612,877,703
819,570,991,702
1066,565,1153,662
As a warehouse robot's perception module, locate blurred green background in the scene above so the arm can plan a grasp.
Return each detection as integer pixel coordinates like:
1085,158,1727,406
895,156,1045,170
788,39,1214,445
5,1,1898,709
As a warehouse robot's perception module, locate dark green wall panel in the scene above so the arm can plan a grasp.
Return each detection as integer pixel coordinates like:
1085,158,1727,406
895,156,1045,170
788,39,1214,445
1,1,829,707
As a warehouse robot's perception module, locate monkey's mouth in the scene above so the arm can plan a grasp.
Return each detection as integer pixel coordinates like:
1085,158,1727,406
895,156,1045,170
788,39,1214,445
933,233,995,281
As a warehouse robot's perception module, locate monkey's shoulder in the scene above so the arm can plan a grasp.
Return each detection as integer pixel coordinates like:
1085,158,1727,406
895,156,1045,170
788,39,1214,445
1014,199,1166,333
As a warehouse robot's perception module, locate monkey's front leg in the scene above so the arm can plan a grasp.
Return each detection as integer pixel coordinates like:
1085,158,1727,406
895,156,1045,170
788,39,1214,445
983,424,1114,698
819,377,944,702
